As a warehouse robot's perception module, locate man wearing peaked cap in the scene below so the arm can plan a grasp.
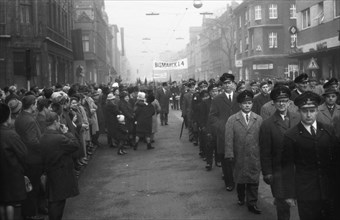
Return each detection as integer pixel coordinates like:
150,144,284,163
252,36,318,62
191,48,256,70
210,72,239,192
281,90,336,220
323,77,338,90
291,73,309,101
259,85,300,220
225,89,263,214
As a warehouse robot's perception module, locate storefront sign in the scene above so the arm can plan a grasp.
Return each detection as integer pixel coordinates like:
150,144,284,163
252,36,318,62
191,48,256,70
253,64,273,70
235,60,243,67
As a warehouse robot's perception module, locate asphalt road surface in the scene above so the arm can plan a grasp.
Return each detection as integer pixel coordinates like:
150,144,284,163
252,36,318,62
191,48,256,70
63,109,299,220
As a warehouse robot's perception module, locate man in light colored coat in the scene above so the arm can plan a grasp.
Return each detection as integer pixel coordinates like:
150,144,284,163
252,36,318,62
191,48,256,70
225,90,263,214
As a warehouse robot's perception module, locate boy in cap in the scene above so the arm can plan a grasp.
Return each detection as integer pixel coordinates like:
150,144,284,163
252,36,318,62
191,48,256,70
259,86,300,220
282,91,336,220
224,90,263,214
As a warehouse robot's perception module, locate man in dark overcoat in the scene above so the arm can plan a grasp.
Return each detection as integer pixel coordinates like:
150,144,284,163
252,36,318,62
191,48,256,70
182,82,195,140
259,86,300,220
291,73,309,101
104,93,121,148
156,82,171,125
40,112,79,220
282,91,336,220
252,81,271,115
209,73,240,191
14,95,43,219
170,81,180,110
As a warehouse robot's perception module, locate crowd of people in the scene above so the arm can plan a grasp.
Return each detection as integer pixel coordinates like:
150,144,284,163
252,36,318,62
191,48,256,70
0,73,339,220
180,73,339,220
0,81,173,220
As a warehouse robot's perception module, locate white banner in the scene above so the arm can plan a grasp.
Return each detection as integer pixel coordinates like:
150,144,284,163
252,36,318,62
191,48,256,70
153,58,188,70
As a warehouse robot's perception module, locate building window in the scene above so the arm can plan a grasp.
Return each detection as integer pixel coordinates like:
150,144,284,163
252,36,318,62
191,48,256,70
245,36,249,51
251,34,254,50
239,39,243,53
302,8,311,29
239,16,242,28
255,5,261,20
336,0,340,17
82,35,90,52
20,0,32,24
269,4,278,19
290,4,297,19
269,32,278,48
315,2,324,24
290,34,297,48
245,10,248,24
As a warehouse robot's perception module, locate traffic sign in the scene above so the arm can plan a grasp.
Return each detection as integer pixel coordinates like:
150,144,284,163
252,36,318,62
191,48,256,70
307,57,319,70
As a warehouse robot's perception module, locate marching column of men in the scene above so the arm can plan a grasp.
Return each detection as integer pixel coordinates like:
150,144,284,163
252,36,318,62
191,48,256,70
181,72,340,219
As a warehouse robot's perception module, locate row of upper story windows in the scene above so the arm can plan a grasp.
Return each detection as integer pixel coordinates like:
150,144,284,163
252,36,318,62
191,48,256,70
237,32,297,54
238,3,297,28
301,0,340,30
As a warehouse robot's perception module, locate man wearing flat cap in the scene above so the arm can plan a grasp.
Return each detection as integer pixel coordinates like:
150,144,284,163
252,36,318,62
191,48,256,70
291,73,309,101
225,90,263,214
259,86,300,220
209,73,240,192
281,91,336,220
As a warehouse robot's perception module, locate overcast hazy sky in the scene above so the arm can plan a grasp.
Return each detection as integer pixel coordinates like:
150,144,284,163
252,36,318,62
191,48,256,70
105,0,233,79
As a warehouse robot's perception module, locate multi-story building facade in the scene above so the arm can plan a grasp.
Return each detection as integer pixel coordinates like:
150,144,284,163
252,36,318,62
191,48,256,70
0,0,75,88
233,0,298,81
74,0,113,84
187,26,202,80
289,0,340,80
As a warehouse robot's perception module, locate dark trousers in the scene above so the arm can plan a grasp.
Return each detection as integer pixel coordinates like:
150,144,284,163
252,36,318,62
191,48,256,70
205,134,217,166
297,200,331,220
220,154,234,188
48,199,66,220
21,164,43,217
274,198,291,220
173,99,179,110
160,112,168,124
199,129,206,157
236,183,259,206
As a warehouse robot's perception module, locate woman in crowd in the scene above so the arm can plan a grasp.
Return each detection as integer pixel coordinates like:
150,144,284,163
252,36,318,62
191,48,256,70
0,103,28,220
118,91,135,146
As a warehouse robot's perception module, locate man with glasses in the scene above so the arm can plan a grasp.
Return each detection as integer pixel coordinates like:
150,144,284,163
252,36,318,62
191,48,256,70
291,73,309,101
282,91,336,220
209,73,240,192
259,86,300,220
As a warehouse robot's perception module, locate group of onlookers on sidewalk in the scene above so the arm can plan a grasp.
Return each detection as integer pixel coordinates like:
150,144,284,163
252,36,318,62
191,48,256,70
0,81,172,220
181,73,340,220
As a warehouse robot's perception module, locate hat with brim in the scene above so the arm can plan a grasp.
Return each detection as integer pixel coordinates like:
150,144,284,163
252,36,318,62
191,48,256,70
107,93,115,100
294,73,309,84
220,73,235,83
237,90,254,103
8,99,22,114
294,91,321,108
322,88,339,96
270,86,291,100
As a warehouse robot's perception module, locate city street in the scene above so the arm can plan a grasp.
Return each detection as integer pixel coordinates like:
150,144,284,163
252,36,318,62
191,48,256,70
63,109,299,220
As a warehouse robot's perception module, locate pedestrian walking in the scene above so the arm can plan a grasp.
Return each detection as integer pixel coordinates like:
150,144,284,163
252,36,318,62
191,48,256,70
156,82,171,125
224,90,263,214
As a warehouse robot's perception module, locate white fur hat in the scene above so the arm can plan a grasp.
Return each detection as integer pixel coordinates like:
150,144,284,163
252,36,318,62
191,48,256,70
137,92,146,101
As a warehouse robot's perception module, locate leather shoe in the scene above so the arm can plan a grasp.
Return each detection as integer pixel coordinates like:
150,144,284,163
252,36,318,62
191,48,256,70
237,200,245,206
205,165,212,171
248,205,261,214
226,186,234,191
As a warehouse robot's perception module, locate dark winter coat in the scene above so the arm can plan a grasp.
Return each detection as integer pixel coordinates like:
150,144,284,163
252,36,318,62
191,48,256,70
209,92,240,154
0,125,27,204
252,93,271,115
40,129,79,202
104,100,124,140
156,87,171,114
14,111,42,165
118,99,135,133
135,101,155,136
259,111,300,198
282,122,335,201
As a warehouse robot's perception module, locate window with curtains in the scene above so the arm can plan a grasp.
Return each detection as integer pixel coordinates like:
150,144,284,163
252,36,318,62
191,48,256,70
269,4,278,19
302,8,311,29
269,32,278,48
82,35,90,52
20,0,32,24
255,5,261,20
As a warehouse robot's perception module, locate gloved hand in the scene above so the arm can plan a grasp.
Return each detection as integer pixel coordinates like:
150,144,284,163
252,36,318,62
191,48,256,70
263,174,273,185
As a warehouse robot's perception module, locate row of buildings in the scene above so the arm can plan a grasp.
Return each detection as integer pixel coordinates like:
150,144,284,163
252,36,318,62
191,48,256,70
0,0,130,89
174,0,340,82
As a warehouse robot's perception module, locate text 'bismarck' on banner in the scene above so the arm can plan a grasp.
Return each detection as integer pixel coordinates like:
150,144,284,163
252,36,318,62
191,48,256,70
153,58,188,70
